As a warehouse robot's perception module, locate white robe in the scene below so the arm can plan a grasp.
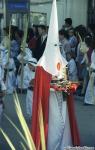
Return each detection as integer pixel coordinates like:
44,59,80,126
47,91,72,150
6,58,16,94
84,51,95,105
0,65,6,91
26,89,33,118
17,47,32,63
16,48,33,89
16,65,29,89
0,71,6,123
25,66,35,117
0,83,6,122
0,45,8,67
0,66,4,81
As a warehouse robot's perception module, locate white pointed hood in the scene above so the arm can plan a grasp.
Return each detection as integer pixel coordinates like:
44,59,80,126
37,0,68,76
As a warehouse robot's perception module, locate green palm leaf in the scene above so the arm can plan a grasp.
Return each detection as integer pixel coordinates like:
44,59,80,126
0,128,16,150
13,92,36,150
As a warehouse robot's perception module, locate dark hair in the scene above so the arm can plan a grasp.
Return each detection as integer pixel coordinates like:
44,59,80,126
15,30,24,39
38,25,47,31
11,25,19,39
59,29,69,39
74,25,87,41
32,25,39,37
65,18,72,26
85,36,93,48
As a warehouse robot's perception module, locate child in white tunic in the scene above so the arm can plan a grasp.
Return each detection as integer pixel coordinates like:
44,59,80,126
17,45,33,63
25,58,37,118
16,46,33,91
5,57,16,94
66,52,78,81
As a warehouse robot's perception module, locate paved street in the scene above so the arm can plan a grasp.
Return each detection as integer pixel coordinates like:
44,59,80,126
0,94,95,149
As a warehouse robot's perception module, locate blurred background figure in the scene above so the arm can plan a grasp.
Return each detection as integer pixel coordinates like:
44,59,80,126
63,18,73,31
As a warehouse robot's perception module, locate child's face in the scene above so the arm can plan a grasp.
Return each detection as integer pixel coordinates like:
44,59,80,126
28,64,35,71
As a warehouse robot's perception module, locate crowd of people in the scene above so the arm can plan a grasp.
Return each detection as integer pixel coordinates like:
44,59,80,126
60,18,95,106
0,17,95,121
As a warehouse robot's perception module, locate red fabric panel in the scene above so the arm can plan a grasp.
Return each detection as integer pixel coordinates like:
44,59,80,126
31,66,52,150
67,94,81,146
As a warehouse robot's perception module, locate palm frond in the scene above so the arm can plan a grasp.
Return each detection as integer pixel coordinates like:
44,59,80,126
20,142,27,150
38,100,46,150
4,114,28,146
13,92,36,150
0,91,46,150
0,128,16,150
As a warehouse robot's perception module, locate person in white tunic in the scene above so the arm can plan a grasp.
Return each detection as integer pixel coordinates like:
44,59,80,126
5,56,16,94
25,58,37,119
68,28,78,53
0,66,6,123
16,45,33,90
66,52,78,81
84,49,95,105
17,44,33,63
0,45,8,70
1,27,10,51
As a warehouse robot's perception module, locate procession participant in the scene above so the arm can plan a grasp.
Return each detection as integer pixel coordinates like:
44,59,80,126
0,66,6,123
31,1,80,149
84,47,95,105
34,25,47,60
0,44,8,69
63,18,73,31
26,58,37,119
5,53,16,94
66,52,78,81
59,29,71,57
16,44,33,92
1,27,10,50
68,28,78,53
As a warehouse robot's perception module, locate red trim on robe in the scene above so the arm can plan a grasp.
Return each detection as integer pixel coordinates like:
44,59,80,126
31,66,52,150
67,94,81,146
